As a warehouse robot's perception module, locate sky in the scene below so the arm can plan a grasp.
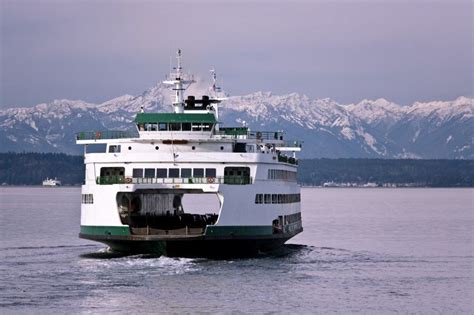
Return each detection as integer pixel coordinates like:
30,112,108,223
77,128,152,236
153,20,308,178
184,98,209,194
1,0,472,109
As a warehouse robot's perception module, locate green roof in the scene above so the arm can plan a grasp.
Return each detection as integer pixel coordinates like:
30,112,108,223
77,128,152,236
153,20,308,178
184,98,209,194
134,113,217,124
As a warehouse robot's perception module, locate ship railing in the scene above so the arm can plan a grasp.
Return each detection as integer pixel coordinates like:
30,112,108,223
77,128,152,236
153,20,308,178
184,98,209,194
76,130,135,141
283,140,303,148
96,176,252,185
96,176,126,185
277,154,298,165
215,129,284,141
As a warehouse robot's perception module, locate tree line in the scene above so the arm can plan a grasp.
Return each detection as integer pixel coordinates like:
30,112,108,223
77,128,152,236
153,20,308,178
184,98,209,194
298,158,474,187
0,153,472,187
0,152,84,185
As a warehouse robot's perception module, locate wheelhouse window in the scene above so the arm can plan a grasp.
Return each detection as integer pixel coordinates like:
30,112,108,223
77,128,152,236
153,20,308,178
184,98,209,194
158,123,168,131
170,123,181,131
145,123,157,131
191,123,214,131
182,123,192,131
255,194,263,204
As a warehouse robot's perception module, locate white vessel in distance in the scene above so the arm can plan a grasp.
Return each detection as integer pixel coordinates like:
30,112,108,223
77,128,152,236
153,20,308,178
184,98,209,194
76,50,303,257
42,178,61,187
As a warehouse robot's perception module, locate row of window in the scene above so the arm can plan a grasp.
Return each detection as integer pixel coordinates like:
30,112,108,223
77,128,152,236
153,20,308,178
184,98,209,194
108,144,225,153
138,123,214,132
132,168,217,179
255,193,301,204
268,169,297,181
81,194,94,204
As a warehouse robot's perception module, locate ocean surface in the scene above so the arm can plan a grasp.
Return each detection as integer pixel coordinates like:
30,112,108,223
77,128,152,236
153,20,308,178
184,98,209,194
0,187,472,313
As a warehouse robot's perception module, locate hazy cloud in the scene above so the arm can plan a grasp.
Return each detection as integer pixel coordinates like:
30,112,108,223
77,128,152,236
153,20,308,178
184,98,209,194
1,0,472,108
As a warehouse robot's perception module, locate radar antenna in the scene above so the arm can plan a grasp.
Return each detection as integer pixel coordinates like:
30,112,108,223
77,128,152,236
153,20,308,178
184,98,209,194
208,68,227,131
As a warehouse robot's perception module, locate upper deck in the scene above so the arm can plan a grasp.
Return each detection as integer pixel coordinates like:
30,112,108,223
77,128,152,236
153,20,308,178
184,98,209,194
76,112,300,147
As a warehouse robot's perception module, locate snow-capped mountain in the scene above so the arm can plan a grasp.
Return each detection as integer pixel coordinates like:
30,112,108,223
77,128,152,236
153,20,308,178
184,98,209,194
0,82,472,158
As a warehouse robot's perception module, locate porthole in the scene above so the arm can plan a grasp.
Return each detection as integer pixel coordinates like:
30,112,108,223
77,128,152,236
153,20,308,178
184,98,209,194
220,146,224,151
128,146,132,150
192,146,195,150
155,146,159,150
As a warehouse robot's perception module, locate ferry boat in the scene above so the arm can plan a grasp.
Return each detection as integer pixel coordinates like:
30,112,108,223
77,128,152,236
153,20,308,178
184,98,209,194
76,50,303,257
42,178,61,187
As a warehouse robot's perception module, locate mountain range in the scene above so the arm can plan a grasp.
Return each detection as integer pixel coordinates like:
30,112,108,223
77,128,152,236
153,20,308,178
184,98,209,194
0,82,472,159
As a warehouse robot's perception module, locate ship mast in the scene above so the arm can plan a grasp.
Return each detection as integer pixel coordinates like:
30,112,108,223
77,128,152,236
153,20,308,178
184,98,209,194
209,68,224,131
163,49,195,113
209,68,217,131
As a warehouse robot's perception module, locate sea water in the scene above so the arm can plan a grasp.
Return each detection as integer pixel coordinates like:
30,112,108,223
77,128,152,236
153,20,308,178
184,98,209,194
0,187,472,313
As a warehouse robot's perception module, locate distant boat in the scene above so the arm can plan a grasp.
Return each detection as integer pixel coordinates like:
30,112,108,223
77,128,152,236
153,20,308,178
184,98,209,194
323,181,339,187
42,178,61,187
362,182,378,188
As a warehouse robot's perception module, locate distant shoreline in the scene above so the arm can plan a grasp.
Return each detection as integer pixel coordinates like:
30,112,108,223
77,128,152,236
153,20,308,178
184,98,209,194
0,185,82,188
1,185,472,190
1,152,473,188
299,186,473,189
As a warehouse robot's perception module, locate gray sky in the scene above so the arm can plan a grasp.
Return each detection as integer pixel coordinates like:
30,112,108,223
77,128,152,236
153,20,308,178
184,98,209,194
1,0,472,108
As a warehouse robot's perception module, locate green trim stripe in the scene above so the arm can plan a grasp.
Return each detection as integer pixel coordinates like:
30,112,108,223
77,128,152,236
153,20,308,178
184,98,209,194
81,225,131,236
205,225,272,236
81,225,273,237
135,113,217,124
